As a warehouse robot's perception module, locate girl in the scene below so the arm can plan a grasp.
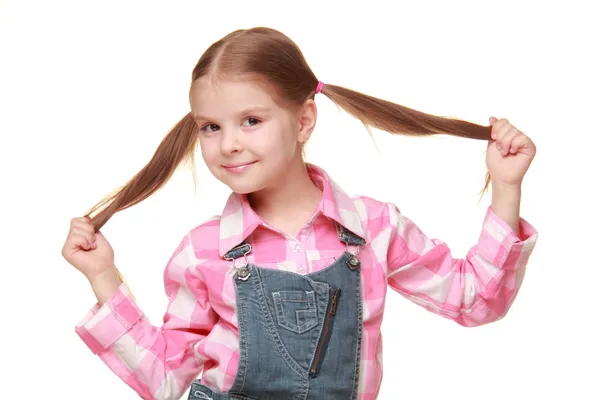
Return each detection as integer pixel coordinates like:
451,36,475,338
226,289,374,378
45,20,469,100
62,27,538,400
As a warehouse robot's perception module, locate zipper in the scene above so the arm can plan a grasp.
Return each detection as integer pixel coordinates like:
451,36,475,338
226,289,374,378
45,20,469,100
309,287,341,378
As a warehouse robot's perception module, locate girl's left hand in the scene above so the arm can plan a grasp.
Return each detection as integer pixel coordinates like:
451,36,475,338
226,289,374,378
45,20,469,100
486,117,536,186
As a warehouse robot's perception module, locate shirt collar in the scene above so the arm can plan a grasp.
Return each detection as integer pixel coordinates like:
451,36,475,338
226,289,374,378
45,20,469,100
218,163,366,257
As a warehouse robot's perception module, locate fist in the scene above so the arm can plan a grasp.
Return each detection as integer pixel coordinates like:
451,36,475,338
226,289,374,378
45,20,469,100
486,116,536,186
61,216,115,280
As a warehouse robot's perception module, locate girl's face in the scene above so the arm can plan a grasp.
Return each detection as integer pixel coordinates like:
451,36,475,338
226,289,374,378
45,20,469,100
189,75,315,194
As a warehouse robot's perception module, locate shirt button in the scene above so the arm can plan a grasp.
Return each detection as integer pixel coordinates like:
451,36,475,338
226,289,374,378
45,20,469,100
293,243,301,252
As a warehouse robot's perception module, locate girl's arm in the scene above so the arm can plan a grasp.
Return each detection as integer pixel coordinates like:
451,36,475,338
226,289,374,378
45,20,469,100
384,198,537,327
75,233,217,400
384,116,537,326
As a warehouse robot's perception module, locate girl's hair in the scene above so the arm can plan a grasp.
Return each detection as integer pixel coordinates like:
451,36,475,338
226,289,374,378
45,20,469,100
85,27,492,232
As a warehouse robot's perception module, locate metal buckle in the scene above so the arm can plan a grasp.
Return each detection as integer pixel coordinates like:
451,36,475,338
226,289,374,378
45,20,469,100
236,266,250,281
224,243,252,281
346,254,360,270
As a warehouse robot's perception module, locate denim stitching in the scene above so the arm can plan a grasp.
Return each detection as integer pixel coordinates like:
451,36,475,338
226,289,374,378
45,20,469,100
350,260,363,400
273,290,319,334
229,275,249,393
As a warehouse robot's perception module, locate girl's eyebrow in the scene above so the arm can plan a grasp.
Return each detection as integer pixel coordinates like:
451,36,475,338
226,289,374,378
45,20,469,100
193,106,272,122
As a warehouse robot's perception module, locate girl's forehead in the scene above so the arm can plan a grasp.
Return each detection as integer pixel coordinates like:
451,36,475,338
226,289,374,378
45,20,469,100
189,76,289,116
192,74,276,96
192,76,273,101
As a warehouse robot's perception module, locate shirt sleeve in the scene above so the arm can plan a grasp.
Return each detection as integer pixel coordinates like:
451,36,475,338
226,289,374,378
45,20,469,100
74,233,217,400
385,204,538,327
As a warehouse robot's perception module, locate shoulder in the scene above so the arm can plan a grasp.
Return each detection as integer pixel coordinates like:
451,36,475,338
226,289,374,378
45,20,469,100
349,194,402,240
169,215,223,264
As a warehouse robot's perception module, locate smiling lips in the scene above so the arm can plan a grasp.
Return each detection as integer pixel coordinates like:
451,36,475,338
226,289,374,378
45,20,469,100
222,160,258,173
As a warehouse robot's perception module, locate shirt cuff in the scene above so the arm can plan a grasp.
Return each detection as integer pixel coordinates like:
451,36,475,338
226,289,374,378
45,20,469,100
75,282,144,354
478,206,538,268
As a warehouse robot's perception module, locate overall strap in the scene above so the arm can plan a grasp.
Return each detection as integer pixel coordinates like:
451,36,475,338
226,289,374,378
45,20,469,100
335,222,366,247
223,242,252,261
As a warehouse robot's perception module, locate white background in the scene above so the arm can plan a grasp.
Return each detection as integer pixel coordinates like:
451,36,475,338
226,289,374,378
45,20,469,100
1,0,598,399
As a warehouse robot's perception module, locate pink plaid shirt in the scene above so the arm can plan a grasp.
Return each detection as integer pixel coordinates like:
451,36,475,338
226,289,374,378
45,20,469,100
75,163,538,400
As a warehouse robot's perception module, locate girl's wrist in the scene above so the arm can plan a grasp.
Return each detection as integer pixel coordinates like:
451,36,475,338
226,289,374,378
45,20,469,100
491,179,522,193
87,267,122,305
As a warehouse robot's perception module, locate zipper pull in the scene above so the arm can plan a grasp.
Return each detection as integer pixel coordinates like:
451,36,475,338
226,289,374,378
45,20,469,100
329,288,341,315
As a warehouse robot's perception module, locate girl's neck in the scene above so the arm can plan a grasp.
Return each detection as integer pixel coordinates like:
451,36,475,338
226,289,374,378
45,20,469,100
247,161,322,238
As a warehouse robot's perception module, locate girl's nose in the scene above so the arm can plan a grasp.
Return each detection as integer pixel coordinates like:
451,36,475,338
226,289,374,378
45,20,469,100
220,128,243,154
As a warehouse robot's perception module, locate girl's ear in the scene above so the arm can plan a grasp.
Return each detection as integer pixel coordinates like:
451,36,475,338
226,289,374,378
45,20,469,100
296,99,317,144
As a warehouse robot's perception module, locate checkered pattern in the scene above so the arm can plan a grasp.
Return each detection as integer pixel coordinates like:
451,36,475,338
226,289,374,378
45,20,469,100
75,163,538,400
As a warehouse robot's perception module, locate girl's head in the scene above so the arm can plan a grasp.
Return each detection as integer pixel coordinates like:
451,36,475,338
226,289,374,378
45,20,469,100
188,28,325,195
86,27,493,231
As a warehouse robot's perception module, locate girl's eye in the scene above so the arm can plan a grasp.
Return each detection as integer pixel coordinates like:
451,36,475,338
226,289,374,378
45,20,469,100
202,123,220,133
242,117,261,127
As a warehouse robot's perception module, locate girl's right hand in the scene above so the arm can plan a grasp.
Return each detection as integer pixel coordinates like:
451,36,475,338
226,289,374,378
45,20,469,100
61,216,115,281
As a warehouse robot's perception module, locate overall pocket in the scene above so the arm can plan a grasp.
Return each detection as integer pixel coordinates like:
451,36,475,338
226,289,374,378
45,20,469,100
272,290,319,334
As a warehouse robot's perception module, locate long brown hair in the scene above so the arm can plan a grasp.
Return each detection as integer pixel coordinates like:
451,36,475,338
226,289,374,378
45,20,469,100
84,27,492,232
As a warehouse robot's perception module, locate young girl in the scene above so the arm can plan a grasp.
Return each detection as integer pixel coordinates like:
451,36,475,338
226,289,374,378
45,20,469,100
62,27,538,400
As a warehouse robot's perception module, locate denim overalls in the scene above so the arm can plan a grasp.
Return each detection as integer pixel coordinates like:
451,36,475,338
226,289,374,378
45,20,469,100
188,223,366,400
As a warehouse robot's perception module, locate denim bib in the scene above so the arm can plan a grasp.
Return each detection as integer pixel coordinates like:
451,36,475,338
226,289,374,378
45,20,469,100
188,224,365,400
